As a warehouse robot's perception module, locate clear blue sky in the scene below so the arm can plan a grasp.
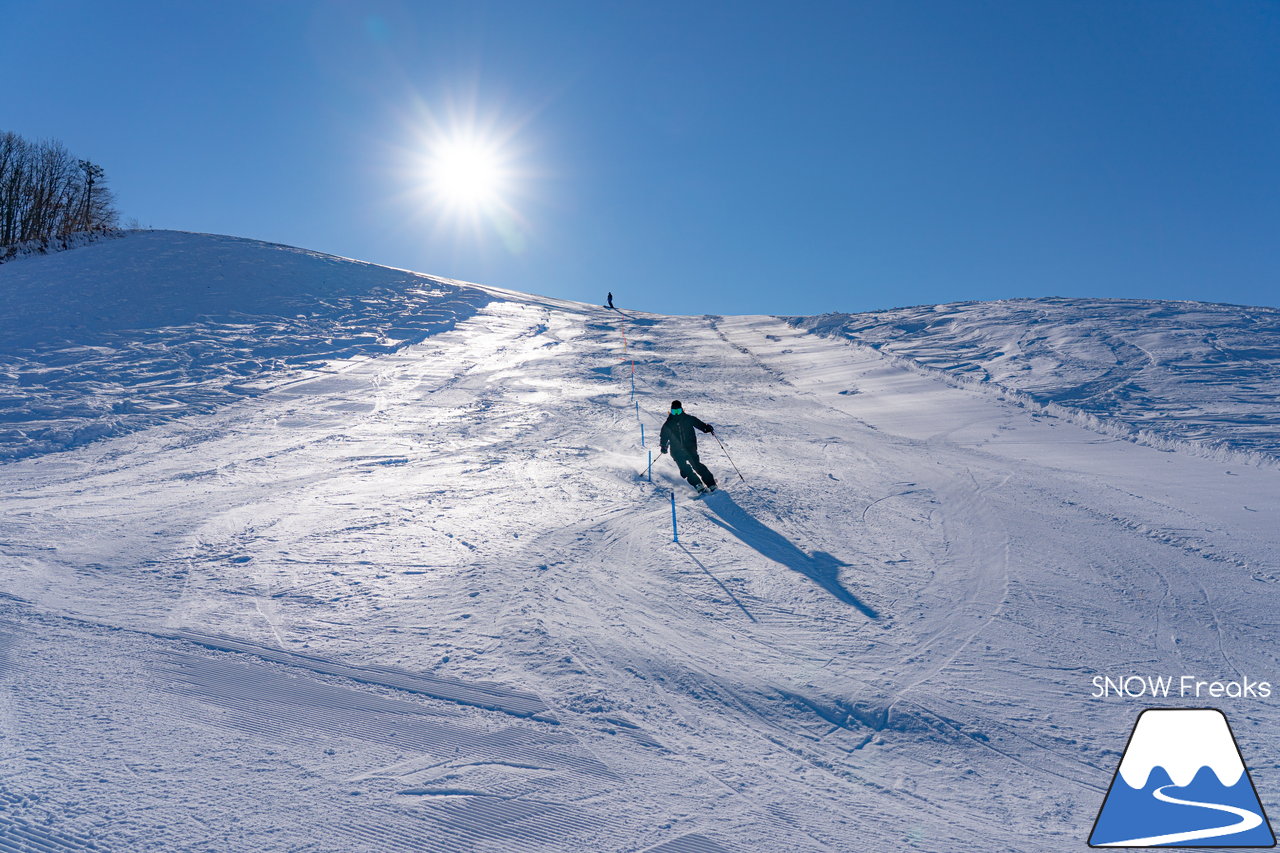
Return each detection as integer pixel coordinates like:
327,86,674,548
3,1,1277,314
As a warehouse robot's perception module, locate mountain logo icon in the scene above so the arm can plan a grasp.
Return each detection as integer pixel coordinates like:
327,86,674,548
1090,708,1275,847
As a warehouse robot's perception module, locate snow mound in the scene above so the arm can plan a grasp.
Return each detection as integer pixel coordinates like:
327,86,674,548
0,231,494,459
791,298,1280,464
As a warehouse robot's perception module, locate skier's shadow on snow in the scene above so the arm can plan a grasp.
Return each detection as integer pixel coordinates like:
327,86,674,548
704,494,879,619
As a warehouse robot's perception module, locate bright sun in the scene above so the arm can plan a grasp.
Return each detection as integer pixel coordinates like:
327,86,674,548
397,106,529,250
427,135,505,211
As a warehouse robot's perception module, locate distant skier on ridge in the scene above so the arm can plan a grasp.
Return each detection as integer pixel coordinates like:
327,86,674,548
606,291,615,309
660,400,717,494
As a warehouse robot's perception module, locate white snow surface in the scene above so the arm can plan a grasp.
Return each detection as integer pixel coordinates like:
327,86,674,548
1117,710,1244,789
0,231,494,460
793,299,1280,464
1,232,1278,851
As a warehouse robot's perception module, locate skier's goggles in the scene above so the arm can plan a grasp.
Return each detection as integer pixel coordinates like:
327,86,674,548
670,408,682,415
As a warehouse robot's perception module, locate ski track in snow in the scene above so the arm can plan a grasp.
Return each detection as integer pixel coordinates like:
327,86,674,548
1,234,1278,851
0,231,496,461
791,299,1280,465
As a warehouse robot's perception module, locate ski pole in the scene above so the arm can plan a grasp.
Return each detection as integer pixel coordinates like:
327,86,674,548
713,432,746,483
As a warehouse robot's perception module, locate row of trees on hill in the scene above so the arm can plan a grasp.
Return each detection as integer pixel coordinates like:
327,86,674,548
0,130,119,251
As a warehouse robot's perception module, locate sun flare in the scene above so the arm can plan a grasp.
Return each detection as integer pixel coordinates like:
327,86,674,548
393,101,532,251
426,135,505,211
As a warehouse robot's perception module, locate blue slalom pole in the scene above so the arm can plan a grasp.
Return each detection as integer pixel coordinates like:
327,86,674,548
670,491,678,543
647,450,652,481
640,423,645,447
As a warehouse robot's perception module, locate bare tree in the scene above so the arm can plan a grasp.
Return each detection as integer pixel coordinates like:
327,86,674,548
77,159,104,233
0,130,119,257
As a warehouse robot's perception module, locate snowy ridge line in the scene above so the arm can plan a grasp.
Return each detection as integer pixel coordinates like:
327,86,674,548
785,318,1280,470
164,628,558,722
154,651,616,781
0,231,499,460
0,601,556,724
0,228,123,264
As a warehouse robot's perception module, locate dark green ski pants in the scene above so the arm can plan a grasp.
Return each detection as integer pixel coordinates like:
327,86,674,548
672,449,716,490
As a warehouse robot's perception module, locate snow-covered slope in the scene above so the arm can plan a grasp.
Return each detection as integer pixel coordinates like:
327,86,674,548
0,231,494,459
1,233,1277,852
793,299,1280,464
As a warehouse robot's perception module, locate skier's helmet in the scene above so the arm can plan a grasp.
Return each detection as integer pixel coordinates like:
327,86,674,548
670,400,682,414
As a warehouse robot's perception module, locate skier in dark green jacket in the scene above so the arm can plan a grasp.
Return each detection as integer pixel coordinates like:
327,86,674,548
660,400,717,494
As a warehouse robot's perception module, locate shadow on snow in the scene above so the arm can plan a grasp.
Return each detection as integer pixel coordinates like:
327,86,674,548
702,493,879,619
678,543,759,623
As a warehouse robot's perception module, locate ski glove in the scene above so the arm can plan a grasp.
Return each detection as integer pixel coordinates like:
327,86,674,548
704,425,714,434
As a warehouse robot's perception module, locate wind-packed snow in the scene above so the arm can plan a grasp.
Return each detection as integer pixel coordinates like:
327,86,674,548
0,231,494,459
792,299,1280,464
1,233,1277,851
